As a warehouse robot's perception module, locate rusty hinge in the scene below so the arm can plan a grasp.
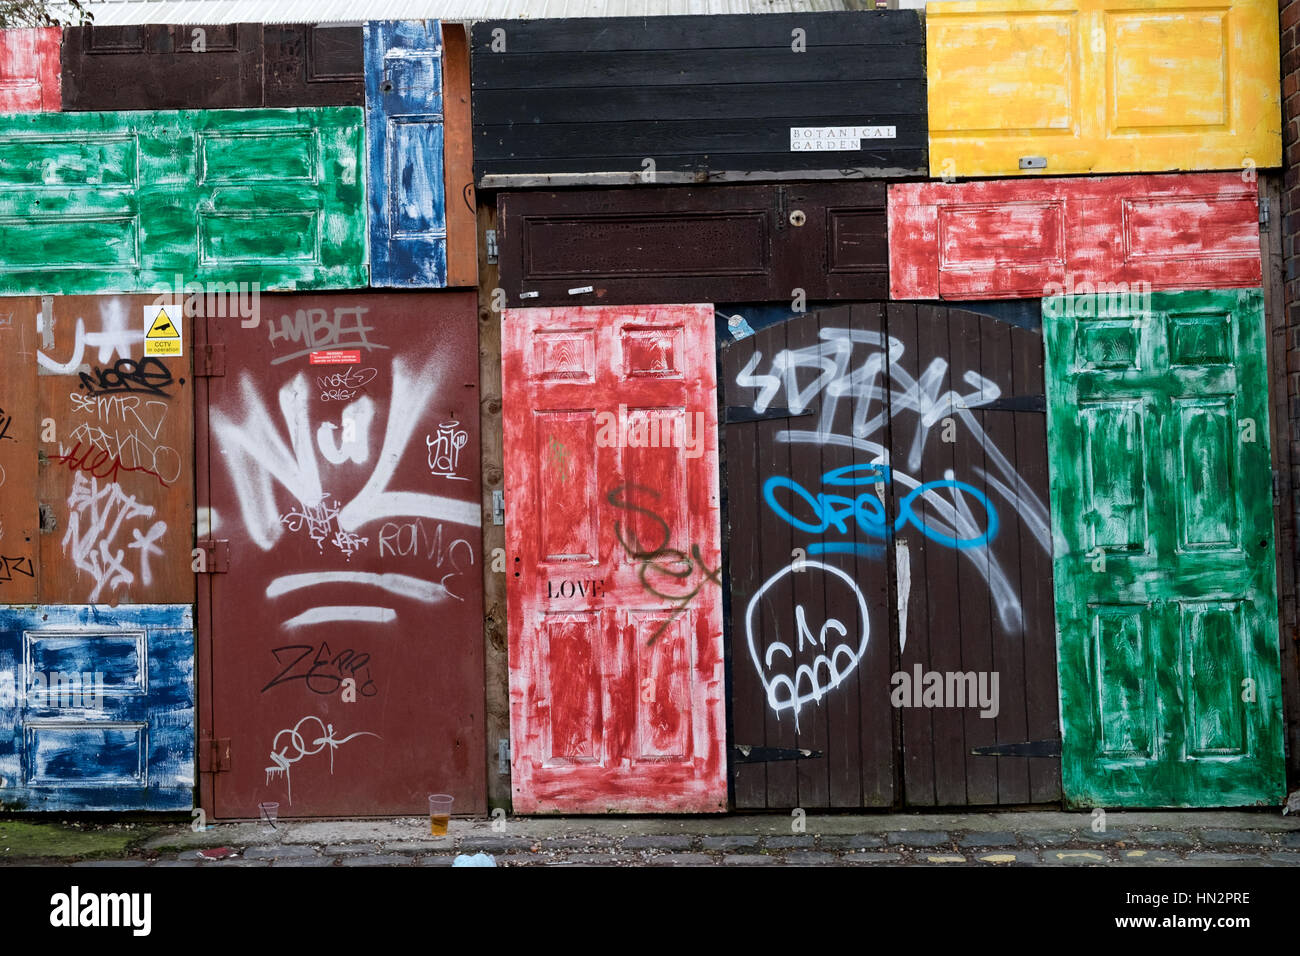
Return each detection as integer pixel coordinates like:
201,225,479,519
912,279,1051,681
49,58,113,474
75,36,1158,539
1260,196,1270,231
733,745,823,763
971,739,1061,758
194,539,230,573
195,343,226,377
198,736,232,773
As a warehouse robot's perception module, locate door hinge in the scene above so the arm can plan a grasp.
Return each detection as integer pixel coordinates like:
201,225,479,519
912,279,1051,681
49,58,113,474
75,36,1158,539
38,502,56,534
196,343,226,377
1274,469,1281,504
960,394,1046,413
485,229,498,264
1260,196,1270,231
724,405,817,424
732,745,823,763
492,489,505,526
198,736,232,773
498,738,510,775
970,739,1062,758
194,539,230,573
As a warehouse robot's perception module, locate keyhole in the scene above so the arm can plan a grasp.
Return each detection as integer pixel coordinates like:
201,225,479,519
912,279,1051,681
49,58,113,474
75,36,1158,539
380,81,393,93
789,209,806,227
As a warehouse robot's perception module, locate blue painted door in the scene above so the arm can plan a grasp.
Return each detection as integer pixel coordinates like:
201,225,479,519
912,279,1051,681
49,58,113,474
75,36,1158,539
364,20,447,287
0,605,194,810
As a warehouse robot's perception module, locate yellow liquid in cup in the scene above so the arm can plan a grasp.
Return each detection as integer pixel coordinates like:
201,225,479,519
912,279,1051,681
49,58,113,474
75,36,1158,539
430,813,450,836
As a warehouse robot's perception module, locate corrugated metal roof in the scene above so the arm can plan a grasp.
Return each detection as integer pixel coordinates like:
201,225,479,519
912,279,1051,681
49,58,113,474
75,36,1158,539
65,0,868,25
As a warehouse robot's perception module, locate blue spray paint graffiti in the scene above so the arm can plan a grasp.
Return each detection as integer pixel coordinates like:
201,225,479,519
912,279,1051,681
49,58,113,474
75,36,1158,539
763,463,998,555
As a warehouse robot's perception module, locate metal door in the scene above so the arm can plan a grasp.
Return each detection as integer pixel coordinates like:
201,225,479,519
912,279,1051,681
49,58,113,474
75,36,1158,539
1044,288,1285,807
926,0,1281,177
502,304,726,813
498,183,888,308
0,27,59,112
724,302,1060,807
197,292,485,818
0,109,367,296
889,173,1262,300
364,20,448,288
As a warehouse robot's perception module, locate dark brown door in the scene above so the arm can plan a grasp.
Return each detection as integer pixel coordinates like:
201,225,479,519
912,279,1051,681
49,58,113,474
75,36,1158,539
723,302,1060,807
197,292,486,818
263,24,364,107
498,183,887,308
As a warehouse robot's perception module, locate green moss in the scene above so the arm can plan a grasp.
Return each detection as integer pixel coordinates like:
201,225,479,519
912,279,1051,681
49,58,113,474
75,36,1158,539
0,821,157,861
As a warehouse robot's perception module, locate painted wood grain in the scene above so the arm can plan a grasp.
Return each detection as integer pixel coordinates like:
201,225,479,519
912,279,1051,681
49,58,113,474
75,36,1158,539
502,304,726,813
0,27,60,112
0,108,367,296
1044,288,1285,807
926,0,1281,176
889,172,1262,300
0,604,194,811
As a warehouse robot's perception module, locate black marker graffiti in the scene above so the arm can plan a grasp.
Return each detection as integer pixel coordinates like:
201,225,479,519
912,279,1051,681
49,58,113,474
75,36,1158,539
77,358,175,397
262,642,378,698
0,555,34,582
0,407,15,442
606,483,721,646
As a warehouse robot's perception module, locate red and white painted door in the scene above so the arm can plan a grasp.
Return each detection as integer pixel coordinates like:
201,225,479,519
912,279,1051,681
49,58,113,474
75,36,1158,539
502,304,726,813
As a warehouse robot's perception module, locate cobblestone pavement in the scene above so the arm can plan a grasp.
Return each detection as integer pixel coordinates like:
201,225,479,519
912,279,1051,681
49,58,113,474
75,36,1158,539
13,811,1300,867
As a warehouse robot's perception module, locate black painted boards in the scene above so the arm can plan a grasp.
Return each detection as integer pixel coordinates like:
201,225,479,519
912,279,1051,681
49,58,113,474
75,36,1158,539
471,11,927,187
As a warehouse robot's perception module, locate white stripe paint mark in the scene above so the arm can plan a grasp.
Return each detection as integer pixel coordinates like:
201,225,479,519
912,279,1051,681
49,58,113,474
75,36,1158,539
266,571,449,603
281,606,397,628
895,538,911,655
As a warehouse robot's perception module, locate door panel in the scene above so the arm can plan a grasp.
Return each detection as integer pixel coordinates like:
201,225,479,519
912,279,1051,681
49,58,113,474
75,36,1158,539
502,304,726,812
0,604,194,811
926,0,1281,176
0,109,367,295
889,173,1261,300
263,24,364,107
471,12,926,186
198,292,485,819
0,28,59,112
365,20,448,288
1044,287,1284,806
62,24,263,110
498,183,887,308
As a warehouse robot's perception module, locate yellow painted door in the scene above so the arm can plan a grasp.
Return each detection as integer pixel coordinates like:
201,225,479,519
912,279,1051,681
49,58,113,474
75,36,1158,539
926,0,1281,178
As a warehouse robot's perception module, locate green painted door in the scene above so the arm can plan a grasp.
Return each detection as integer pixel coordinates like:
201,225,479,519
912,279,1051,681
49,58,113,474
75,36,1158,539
0,108,366,295
1044,288,1285,808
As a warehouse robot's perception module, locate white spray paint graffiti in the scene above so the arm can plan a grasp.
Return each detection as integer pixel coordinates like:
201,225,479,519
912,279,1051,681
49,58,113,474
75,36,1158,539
264,715,380,805
735,327,1049,635
426,421,469,480
745,561,870,731
61,472,167,600
279,494,369,560
38,304,144,374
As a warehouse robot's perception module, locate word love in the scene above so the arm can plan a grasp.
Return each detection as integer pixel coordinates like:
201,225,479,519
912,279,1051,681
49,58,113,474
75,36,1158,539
763,463,998,551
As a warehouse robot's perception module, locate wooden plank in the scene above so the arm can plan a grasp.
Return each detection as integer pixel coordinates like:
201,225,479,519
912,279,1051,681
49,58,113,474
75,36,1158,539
498,183,887,308
926,0,1281,177
0,27,60,112
471,11,925,184
890,173,1263,300
364,21,448,288
478,202,510,811
443,23,478,289
0,298,40,603
0,109,367,296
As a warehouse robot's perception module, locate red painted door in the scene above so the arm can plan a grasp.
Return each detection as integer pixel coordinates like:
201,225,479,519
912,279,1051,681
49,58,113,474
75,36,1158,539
889,172,1261,300
197,292,485,818
0,28,59,112
502,304,726,813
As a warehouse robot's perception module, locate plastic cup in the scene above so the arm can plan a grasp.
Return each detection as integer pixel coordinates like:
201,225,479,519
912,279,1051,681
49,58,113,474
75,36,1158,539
428,794,454,836
258,801,279,834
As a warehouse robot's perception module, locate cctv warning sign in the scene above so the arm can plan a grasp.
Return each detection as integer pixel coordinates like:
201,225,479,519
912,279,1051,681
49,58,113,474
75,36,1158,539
144,304,183,356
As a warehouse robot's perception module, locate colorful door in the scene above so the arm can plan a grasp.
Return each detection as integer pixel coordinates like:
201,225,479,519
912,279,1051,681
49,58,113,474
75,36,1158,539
364,20,447,288
0,109,367,296
502,304,726,812
1044,288,1285,807
889,173,1262,301
0,28,60,112
926,0,1281,177
197,292,485,818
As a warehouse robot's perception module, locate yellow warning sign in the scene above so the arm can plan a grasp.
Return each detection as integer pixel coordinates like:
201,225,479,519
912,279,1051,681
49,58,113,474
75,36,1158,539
144,304,182,357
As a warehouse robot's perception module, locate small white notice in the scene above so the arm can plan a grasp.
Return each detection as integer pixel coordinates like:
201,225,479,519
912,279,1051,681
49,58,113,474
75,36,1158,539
790,126,897,151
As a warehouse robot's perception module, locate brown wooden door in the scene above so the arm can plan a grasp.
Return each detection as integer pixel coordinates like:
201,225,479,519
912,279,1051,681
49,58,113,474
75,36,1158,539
723,302,1060,807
